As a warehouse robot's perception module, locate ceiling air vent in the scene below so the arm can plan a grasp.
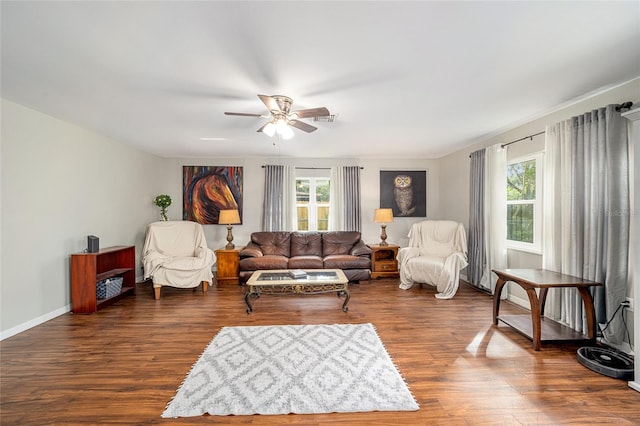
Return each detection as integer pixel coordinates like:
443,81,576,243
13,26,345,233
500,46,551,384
313,114,337,122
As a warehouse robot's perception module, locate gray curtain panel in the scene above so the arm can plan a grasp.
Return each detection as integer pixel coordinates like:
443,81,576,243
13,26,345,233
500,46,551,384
262,165,285,231
467,149,486,287
575,106,630,343
343,166,361,232
545,105,630,344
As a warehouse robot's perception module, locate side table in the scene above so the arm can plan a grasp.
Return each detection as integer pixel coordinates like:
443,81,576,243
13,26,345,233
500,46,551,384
369,244,399,279
215,247,242,285
492,268,601,351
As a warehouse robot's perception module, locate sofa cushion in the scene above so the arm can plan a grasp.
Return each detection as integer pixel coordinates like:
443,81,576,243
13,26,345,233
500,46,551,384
288,255,324,269
323,254,371,270
250,232,291,257
351,240,372,257
239,242,263,258
238,231,373,284
322,231,362,257
240,255,289,271
290,232,322,257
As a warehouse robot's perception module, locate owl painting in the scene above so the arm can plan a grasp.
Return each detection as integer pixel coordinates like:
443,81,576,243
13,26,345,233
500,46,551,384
380,170,426,217
394,175,416,216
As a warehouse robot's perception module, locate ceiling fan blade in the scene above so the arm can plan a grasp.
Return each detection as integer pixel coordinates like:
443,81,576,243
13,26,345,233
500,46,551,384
256,122,270,133
289,120,318,133
258,94,281,113
224,112,265,117
292,107,330,118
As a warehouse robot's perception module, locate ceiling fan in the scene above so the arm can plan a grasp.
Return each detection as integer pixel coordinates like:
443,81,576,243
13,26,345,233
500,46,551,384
224,94,330,139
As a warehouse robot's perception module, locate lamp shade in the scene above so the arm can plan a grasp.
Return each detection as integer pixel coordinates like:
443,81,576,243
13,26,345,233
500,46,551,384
374,208,393,223
218,209,241,225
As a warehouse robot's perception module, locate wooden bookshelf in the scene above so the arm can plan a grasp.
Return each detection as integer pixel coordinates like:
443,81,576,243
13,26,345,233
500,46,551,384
70,245,136,314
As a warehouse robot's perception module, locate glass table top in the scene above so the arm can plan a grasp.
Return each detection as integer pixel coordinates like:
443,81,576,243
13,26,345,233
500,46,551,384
255,271,340,281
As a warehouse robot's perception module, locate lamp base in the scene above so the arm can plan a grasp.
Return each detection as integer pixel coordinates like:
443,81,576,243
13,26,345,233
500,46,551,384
225,226,235,250
379,224,388,246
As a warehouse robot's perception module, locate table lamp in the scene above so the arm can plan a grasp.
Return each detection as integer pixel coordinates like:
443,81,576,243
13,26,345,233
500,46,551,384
219,209,241,249
374,208,393,246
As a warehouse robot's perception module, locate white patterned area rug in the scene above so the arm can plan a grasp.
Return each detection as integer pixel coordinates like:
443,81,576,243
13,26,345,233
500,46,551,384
162,323,419,418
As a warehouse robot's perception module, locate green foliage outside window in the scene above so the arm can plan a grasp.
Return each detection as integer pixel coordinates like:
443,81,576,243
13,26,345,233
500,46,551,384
316,180,330,202
507,159,536,243
507,204,534,243
507,160,536,201
296,180,310,203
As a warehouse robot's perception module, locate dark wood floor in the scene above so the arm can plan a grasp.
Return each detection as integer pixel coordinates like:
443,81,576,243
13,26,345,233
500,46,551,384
1,279,638,425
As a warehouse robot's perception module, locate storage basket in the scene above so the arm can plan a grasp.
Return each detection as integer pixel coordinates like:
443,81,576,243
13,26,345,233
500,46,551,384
96,277,123,299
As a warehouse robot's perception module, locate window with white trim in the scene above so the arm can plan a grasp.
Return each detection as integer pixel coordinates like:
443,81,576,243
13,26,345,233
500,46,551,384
296,177,330,231
506,153,543,252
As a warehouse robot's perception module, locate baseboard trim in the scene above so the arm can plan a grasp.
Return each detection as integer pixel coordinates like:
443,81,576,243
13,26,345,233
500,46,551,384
507,293,529,309
0,304,71,341
629,381,640,393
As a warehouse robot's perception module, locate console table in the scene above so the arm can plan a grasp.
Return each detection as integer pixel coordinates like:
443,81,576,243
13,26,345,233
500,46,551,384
492,268,601,351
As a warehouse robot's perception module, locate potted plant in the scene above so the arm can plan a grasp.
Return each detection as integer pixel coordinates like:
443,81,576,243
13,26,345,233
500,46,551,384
153,194,172,221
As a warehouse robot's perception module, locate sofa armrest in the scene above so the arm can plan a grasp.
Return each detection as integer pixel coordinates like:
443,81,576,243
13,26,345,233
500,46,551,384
350,240,372,257
239,242,263,258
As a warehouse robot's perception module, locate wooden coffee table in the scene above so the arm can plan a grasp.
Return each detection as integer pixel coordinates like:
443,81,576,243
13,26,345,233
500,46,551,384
244,269,349,314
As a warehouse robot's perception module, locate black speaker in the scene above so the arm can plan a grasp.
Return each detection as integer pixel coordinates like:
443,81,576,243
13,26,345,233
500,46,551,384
87,235,99,253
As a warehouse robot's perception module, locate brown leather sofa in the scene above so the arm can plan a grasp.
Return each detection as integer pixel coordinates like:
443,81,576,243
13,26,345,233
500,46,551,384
239,231,372,283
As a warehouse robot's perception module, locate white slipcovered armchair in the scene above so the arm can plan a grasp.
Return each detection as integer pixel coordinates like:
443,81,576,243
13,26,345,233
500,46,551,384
397,220,468,299
142,220,216,299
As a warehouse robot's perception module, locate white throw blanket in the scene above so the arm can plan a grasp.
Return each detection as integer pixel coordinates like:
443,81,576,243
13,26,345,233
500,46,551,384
397,220,468,299
142,221,215,288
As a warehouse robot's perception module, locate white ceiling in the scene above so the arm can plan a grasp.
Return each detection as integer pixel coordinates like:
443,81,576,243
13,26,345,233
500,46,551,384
2,1,639,159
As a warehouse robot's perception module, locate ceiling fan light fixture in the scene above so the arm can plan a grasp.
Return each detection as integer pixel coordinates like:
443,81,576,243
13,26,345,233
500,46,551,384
263,122,276,137
275,118,288,132
279,124,294,140
226,94,327,138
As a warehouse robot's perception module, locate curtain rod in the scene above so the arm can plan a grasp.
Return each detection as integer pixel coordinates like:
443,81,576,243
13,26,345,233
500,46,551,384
469,101,633,158
501,131,546,149
499,101,632,148
616,101,633,112
468,131,545,158
261,166,364,169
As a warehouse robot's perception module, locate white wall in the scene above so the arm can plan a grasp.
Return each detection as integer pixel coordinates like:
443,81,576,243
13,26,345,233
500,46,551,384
0,99,163,337
158,156,441,250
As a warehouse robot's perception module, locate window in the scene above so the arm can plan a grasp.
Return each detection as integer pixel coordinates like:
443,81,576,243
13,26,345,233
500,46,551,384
506,153,543,252
296,177,330,231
